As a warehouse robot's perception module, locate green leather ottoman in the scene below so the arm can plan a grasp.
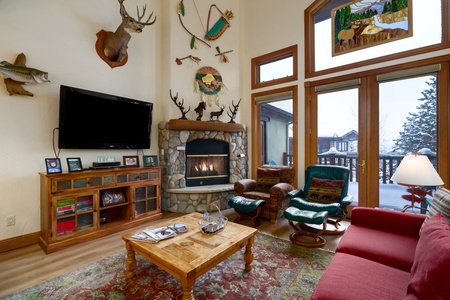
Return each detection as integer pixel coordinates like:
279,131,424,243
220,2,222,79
284,206,328,247
228,196,266,227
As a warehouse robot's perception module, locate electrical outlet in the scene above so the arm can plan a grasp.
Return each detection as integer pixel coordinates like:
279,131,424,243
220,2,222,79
6,215,15,226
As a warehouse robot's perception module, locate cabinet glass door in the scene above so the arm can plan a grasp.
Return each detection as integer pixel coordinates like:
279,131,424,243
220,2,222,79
134,185,158,216
54,194,94,238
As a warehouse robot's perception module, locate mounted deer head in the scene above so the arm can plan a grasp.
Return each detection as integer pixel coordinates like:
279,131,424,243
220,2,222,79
96,0,156,67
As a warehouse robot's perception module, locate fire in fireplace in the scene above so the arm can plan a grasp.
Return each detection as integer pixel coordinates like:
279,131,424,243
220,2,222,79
185,139,230,186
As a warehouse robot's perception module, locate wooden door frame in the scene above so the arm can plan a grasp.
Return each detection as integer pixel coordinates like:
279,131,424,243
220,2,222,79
305,56,450,210
251,85,298,184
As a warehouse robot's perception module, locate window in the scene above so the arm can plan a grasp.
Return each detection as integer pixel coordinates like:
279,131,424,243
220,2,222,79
251,86,298,181
305,0,449,77
251,45,298,89
306,59,450,210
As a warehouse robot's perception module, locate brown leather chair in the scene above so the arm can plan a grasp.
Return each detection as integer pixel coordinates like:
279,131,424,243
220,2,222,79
234,165,295,223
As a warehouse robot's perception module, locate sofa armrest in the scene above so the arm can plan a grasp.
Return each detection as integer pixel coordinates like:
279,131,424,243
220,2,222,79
351,207,426,237
271,182,295,197
234,179,257,195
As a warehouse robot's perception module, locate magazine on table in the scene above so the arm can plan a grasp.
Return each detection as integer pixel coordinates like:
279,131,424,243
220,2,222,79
129,223,188,243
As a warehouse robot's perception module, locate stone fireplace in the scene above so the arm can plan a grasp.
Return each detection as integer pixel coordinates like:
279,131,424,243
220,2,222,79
158,120,248,213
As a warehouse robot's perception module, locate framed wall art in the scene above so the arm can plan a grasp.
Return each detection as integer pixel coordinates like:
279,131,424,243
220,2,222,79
67,157,83,172
332,0,412,56
45,158,62,174
143,155,158,167
123,155,139,168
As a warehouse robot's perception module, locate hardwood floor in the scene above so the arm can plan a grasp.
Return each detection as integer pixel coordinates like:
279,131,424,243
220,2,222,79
0,209,347,298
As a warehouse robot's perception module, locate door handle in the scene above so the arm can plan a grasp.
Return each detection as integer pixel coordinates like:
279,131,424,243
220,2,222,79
358,160,365,174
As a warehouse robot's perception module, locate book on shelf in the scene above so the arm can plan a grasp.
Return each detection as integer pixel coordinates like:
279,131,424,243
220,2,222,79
129,223,187,243
77,196,93,211
57,218,75,235
56,199,75,216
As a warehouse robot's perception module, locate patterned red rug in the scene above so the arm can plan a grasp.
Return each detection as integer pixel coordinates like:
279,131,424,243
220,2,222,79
3,233,333,300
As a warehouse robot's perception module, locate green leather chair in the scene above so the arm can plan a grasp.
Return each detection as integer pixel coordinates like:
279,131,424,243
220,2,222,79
288,165,353,235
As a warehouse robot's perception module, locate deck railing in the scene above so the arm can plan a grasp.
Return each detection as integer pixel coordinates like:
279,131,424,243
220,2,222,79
317,153,436,183
282,152,436,183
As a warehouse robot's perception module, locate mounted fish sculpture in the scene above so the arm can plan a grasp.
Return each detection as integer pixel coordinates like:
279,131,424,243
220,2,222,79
0,53,50,96
95,0,156,68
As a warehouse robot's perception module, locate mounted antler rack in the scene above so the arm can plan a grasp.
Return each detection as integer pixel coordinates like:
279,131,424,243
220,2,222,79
227,99,241,123
169,89,190,120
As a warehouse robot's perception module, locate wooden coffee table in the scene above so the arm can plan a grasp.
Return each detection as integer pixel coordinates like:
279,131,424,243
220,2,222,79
122,212,258,300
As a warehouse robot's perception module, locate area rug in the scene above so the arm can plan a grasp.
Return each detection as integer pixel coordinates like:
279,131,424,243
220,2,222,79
3,232,333,300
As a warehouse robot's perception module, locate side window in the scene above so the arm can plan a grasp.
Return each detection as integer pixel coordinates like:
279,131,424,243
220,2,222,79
251,45,297,89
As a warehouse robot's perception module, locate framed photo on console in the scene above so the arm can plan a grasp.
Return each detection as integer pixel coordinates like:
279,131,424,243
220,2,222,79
45,158,62,174
123,155,139,168
143,155,158,167
67,157,83,172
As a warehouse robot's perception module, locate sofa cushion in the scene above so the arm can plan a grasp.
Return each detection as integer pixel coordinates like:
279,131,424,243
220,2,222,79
311,252,410,300
255,168,280,192
336,225,419,272
405,213,450,300
421,187,450,234
306,177,344,204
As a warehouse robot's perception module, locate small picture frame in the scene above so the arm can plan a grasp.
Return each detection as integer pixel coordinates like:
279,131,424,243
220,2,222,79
45,158,62,174
143,155,158,167
67,157,83,172
123,155,140,168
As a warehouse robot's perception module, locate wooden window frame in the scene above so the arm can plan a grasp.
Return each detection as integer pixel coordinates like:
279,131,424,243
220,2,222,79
251,45,298,90
251,85,298,185
305,56,450,201
304,0,450,78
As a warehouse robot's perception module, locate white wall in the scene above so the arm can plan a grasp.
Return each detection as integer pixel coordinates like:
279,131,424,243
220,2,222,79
241,0,312,183
0,0,241,240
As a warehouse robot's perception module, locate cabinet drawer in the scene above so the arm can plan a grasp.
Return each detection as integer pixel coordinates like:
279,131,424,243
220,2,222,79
51,175,114,192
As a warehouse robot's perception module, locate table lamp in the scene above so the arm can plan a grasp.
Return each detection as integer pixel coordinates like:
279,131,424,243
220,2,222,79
391,153,444,211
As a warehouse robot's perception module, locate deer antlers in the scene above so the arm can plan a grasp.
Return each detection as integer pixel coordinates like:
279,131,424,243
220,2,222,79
170,89,190,120
227,99,241,123
119,0,156,27
96,0,157,67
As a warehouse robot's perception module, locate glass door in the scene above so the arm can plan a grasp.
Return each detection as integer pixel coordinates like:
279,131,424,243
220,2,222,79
379,75,438,212
317,88,359,206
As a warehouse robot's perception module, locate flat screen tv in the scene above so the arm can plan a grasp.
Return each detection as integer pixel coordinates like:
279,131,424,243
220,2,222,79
58,85,153,149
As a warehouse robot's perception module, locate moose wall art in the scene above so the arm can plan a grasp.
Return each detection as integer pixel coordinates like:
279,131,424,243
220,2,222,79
95,0,156,68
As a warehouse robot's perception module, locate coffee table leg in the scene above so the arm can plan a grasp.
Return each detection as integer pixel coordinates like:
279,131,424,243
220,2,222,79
244,235,255,271
125,246,137,279
180,277,195,300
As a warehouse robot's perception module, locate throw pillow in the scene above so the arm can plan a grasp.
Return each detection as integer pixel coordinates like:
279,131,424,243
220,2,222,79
405,213,450,300
306,177,344,204
255,168,280,193
421,187,450,235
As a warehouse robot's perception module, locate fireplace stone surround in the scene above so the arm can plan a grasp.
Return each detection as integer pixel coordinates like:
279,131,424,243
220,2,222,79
158,120,248,213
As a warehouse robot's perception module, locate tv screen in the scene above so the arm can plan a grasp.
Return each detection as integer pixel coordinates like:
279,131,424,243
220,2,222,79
58,85,153,149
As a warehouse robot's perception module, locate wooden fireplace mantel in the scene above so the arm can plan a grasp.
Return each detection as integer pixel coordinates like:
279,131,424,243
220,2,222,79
168,119,246,132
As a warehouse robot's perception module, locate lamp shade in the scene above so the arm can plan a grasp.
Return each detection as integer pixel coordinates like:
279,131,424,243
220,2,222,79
391,155,444,186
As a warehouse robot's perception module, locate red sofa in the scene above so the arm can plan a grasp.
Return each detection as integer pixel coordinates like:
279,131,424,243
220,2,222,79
311,207,450,300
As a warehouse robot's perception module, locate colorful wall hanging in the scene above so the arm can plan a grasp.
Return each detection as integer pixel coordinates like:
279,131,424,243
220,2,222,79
194,66,224,106
331,0,412,56
205,5,234,41
177,0,211,49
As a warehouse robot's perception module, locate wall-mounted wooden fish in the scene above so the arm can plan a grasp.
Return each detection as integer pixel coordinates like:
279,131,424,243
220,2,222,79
0,53,49,96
